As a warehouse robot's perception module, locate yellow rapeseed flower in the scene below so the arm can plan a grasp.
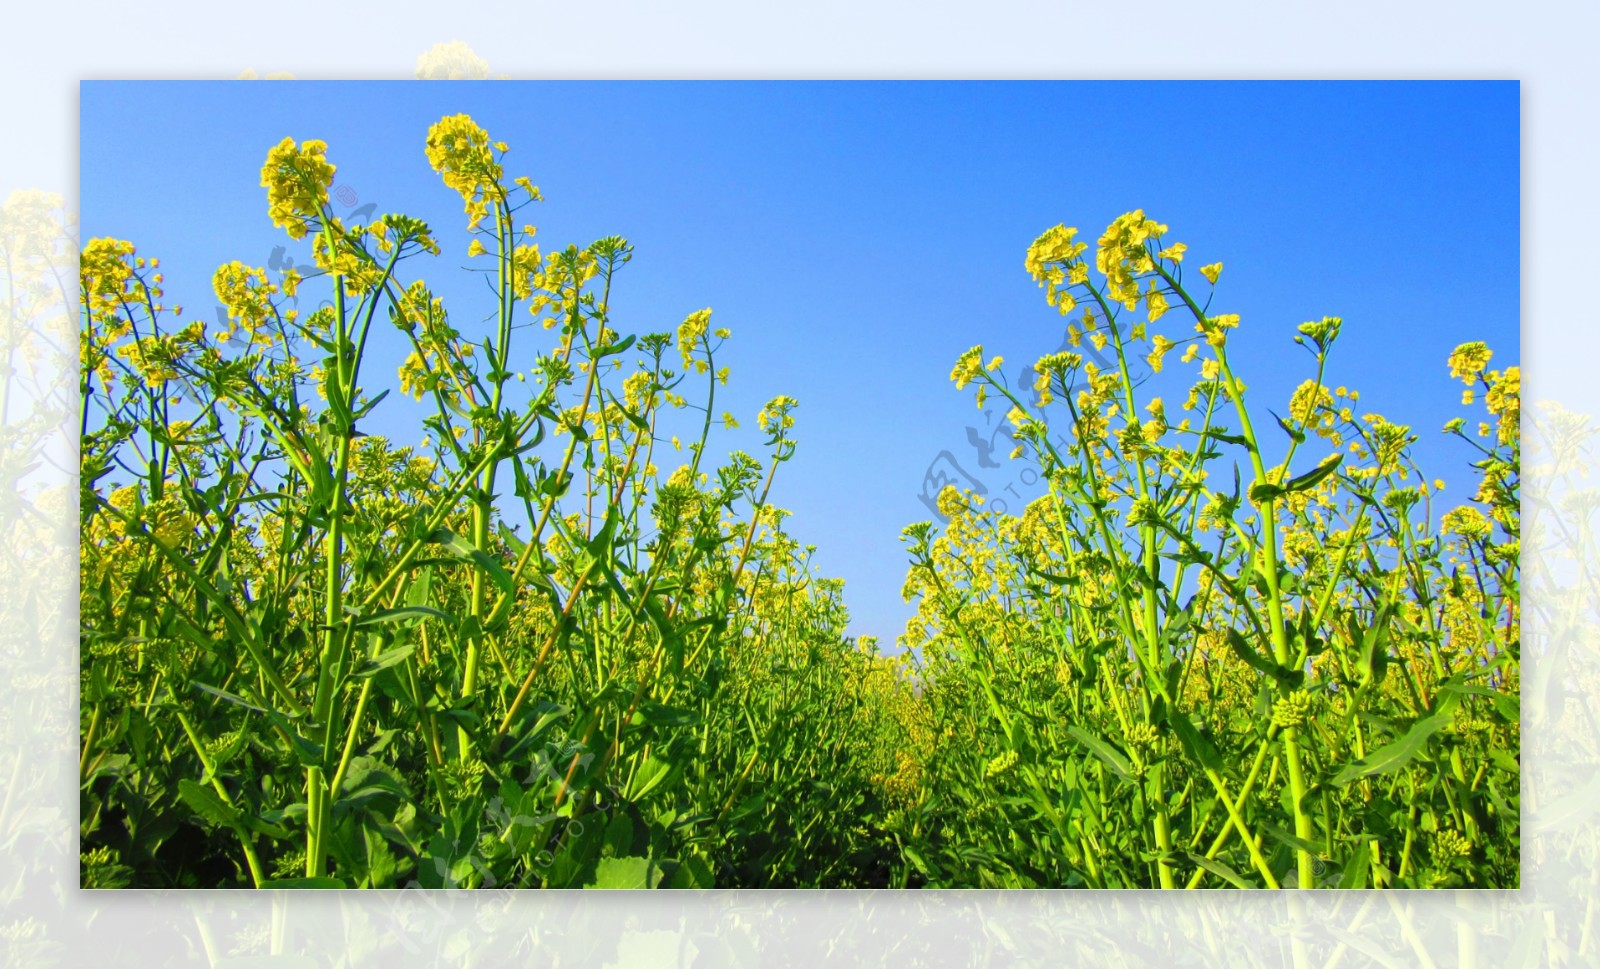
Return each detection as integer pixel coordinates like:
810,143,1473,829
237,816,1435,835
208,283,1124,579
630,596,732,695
951,346,985,389
1146,283,1170,323
1289,379,1333,425
1447,341,1493,384
1485,365,1519,445
425,114,504,228
1146,334,1176,373
758,395,798,436
261,137,336,240
678,308,712,367
1025,223,1087,282
1442,504,1492,540
213,261,277,334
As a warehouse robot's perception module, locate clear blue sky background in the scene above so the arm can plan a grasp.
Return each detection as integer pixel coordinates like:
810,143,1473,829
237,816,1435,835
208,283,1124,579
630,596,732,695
80,81,1519,646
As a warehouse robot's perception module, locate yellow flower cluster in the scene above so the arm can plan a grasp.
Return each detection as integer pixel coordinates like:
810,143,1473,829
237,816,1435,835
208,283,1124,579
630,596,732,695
984,749,1018,778
95,484,195,548
81,237,141,320
950,345,985,389
1195,313,1240,347
1442,504,1492,541
623,370,657,412
666,464,698,490
758,395,798,437
1031,350,1082,406
425,114,504,229
1297,316,1342,350
1484,365,1519,446
1025,223,1090,313
1270,690,1314,728
935,483,968,519
1145,283,1170,323
1432,829,1473,863
212,261,278,337
363,217,439,258
1289,379,1333,425
1145,334,1176,374
395,280,447,336
260,137,335,240
311,228,386,297
1447,341,1493,384
677,308,712,368
510,244,542,300
1127,497,1161,526
1095,209,1168,311
116,323,206,388
875,750,926,805
1124,722,1160,750
1363,415,1413,476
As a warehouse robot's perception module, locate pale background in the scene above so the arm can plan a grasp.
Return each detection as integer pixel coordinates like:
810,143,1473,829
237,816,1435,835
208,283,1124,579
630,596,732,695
1,2,1594,965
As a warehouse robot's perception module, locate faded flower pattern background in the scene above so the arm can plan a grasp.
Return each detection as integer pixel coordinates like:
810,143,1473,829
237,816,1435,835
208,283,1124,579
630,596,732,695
0,18,1593,968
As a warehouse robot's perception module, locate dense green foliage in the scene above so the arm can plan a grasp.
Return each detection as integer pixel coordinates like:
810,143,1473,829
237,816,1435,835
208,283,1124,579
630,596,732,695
79,118,1518,889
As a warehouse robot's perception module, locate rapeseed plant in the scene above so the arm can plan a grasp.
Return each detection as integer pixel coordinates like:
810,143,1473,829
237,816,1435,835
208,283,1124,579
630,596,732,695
78,128,1517,891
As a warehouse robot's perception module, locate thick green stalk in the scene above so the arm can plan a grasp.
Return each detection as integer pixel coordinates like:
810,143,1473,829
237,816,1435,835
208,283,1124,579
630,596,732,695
1159,262,1319,888
306,220,356,879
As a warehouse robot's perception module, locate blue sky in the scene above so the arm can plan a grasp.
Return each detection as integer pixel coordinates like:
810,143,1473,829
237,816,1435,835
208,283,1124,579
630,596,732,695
80,81,1519,645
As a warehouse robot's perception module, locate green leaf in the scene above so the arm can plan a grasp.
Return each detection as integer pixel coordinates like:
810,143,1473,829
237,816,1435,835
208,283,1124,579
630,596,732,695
1332,712,1450,786
665,853,714,889
1337,841,1370,889
351,643,418,679
603,813,635,858
1261,821,1321,858
350,388,390,421
540,469,573,497
1494,692,1520,724
1168,710,1224,773
177,779,238,829
240,813,292,841
630,702,700,729
428,528,513,596
625,755,678,802
1282,453,1343,494
259,710,326,768
1488,748,1520,776
1185,852,1253,889
592,333,637,359
584,855,660,889
584,506,621,561
1224,630,1302,689
1355,602,1396,687
498,523,528,557
1273,411,1306,445
1249,481,1284,504
1066,726,1133,781
191,681,266,714
355,605,454,628
405,565,434,608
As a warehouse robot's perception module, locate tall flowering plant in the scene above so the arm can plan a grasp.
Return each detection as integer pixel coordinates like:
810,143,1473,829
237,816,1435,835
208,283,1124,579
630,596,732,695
900,211,1519,892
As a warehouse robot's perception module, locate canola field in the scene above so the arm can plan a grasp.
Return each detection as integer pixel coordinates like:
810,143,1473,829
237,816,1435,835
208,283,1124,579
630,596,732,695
79,116,1519,889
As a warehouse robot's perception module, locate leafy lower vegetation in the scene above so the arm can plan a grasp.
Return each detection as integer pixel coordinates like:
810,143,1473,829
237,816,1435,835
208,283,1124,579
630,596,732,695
78,116,1519,890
